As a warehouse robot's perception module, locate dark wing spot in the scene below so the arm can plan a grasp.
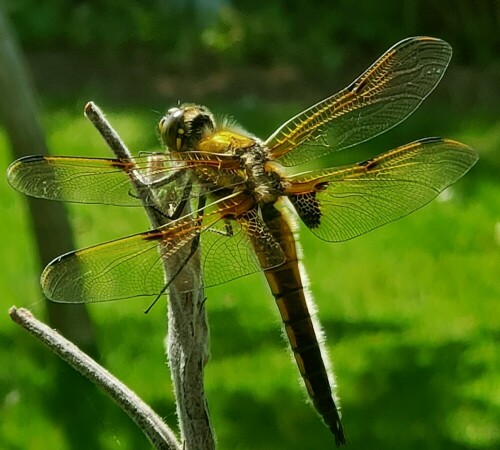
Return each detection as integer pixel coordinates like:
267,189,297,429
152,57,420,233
289,191,322,229
143,230,163,241
346,76,368,94
110,159,132,170
359,158,378,170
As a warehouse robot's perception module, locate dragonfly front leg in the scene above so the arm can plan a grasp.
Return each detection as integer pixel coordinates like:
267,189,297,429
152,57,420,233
139,161,193,219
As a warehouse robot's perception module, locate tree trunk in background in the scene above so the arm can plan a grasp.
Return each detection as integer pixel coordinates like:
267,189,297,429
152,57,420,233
0,5,97,355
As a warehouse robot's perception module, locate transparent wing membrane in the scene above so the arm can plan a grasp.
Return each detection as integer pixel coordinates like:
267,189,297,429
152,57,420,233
41,207,285,303
286,138,478,242
202,208,285,287
41,214,202,302
266,37,452,166
7,154,174,206
7,153,245,210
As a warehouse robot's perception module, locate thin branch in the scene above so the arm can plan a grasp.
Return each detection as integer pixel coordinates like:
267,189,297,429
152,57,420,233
9,306,181,450
83,102,161,225
84,102,215,450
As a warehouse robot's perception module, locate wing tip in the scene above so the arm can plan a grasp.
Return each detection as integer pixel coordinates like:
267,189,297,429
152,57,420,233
401,35,451,48
6,156,45,192
40,251,81,303
422,137,479,166
7,154,44,174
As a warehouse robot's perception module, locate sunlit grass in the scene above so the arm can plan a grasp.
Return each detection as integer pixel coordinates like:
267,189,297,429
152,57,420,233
0,105,498,450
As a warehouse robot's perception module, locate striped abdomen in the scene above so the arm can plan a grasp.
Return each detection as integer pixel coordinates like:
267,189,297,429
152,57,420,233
257,205,346,447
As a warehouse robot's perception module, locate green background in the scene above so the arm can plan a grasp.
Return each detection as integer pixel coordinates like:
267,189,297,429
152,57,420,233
0,1,498,449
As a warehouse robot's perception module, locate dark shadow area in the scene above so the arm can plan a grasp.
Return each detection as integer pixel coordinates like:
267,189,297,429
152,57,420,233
214,335,493,450
215,388,334,449
2,331,153,450
207,307,283,360
323,318,406,341
343,340,482,449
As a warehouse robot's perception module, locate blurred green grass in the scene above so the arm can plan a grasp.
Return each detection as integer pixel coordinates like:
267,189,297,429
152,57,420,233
0,102,499,450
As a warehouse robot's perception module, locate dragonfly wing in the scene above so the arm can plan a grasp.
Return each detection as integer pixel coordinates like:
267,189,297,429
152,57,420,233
7,155,144,206
41,214,205,303
266,37,452,166
41,207,286,303
201,208,286,288
285,138,478,242
6,154,195,208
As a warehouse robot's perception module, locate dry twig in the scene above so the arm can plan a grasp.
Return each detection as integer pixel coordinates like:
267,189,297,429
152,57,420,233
9,306,181,450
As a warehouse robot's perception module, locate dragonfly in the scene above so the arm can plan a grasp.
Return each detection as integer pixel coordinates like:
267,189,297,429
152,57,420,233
7,37,478,446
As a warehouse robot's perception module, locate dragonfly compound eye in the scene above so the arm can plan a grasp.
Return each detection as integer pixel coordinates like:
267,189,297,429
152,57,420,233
159,108,185,151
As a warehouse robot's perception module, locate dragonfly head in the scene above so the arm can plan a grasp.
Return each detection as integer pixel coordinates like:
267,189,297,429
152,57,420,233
159,104,215,152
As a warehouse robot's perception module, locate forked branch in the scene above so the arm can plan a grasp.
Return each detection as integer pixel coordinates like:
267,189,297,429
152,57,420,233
9,103,214,450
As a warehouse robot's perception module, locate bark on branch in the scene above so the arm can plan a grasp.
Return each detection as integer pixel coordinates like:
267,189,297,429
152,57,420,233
84,102,215,450
8,103,214,450
9,306,181,450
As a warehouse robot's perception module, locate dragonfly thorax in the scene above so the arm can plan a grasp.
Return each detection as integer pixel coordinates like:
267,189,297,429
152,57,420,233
238,140,282,205
159,104,282,206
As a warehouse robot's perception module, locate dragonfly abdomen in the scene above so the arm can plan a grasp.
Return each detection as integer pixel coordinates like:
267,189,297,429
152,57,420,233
258,208,346,446
269,271,346,447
